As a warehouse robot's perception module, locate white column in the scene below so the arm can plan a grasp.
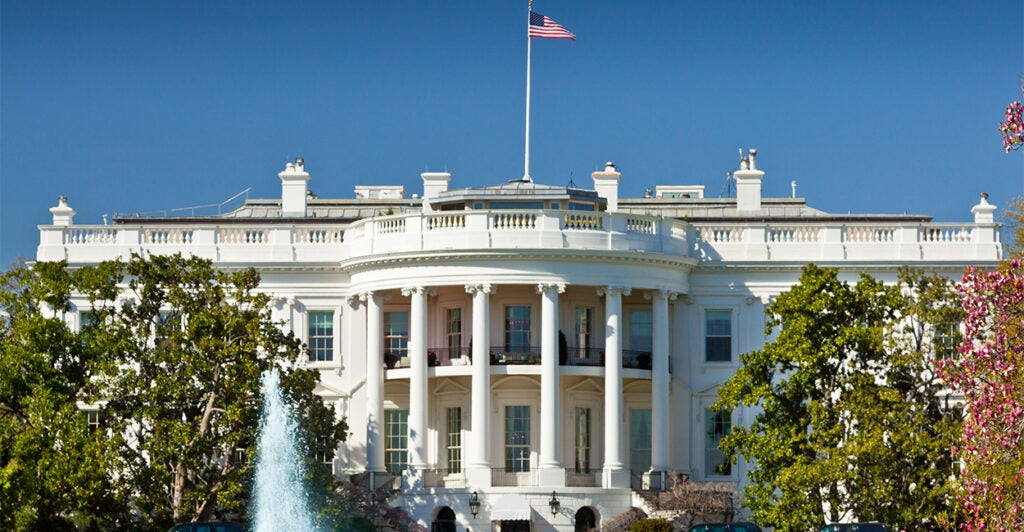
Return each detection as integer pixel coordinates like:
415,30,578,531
465,283,493,487
650,290,675,475
601,286,630,488
362,291,385,473
403,286,429,489
538,283,566,487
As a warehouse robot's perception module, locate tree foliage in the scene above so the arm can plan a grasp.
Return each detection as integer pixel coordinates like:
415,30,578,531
939,260,1024,530
0,261,125,530
715,264,962,531
80,253,347,527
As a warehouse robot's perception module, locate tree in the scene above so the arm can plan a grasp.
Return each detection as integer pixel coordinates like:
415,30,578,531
715,264,962,531
84,254,347,527
999,84,1024,152
939,260,1024,530
0,261,125,530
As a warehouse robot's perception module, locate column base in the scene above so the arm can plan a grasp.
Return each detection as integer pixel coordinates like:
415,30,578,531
402,467,424,492
537,465,566,488
465,465,492,489
603,467,630,489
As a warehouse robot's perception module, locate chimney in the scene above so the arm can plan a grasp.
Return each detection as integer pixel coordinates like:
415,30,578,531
50,195,75,227
421,172,452,213
735,148,764,213
279,157,310,217
972,192,996,224
592,161,621,212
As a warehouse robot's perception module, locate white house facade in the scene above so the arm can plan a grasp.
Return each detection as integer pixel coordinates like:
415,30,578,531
38,151,1002,531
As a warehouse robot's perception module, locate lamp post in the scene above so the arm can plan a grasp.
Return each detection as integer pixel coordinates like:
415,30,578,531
549,491,560,516
469,491,481,518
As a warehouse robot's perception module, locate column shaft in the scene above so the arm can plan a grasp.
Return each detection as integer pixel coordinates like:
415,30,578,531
539,284,562,470
468,285,492,468
407,287,428,471
364,292,385,473
651,291,671,472
603,287,628,485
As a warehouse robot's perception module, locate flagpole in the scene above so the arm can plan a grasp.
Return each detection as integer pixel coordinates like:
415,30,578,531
523,0,532,182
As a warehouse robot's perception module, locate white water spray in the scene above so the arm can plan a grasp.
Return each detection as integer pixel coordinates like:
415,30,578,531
252,368,319,531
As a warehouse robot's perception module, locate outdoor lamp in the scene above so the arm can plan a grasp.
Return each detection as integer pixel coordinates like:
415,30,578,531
469,491,480,518
549,491,560,516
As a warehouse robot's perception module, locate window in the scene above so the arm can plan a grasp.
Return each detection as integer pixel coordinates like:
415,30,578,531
79,311,96,330
504,306,531,352
629,408,652,474
505,405,530,472
568,202,596,211
85,410,101,432
384,311,409,359
705,310,732,362
446,308,462,358
935,320,961,360
385,409,408,474
705,408,732,476
575,307,593,354
308,311,334,362
314,436,335,474
630,310,653,352
446,407,462,473
575,407,592,473
155,310,177,347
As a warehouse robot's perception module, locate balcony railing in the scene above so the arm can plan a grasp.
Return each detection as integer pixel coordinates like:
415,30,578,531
383,346,666,371
427,347,471,367
490,346,541,365
491,467,536,487
566,470,600,487
423,468,464,488
622,349,653,370
564,347,603,367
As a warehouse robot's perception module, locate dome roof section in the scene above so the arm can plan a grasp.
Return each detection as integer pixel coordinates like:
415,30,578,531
430,180,606,211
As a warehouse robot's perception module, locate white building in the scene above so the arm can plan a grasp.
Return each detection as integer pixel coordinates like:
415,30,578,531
38,151,1001,531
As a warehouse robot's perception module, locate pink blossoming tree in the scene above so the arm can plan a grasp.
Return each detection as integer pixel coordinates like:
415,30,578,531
999,84,1024,152
939,260,1024,530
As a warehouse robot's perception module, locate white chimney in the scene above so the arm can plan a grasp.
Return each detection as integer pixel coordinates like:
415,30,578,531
592,161,621,212
972,193,997,224
279,157,310,217
421,172,451,213
49,195,75,227
735,148,765,213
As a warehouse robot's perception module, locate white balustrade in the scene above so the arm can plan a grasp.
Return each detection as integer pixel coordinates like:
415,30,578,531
145,228,194,245
492,212,537,229
219,228,266,244
296,227,343,244
562,213,604,230
66,228,117,245
426,213,466,231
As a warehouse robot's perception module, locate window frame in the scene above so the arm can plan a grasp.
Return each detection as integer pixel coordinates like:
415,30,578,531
384,409,409,475
504,405,531,473
703,406,734,478
704,308,734,363
307,310,336,362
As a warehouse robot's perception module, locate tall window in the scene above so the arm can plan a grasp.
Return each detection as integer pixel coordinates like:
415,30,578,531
446,308,462,358
384,311,410,358
314,436,335,474
629,408,652,474
935,320,961,360
79,311,96,330
385,409,408,474
504,306,531,352
575,407,592,473
575,307,593,353
630,310,653,353
705,310,732,362
85,410,101,432
446,407,462,473
705,408,732,476
505,405,530,472
308,311,334,362
155,310,177,347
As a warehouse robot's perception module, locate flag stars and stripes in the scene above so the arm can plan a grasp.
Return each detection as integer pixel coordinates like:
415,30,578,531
529,11,576,40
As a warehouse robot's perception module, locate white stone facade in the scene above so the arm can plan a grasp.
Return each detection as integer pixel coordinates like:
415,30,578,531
38,153,1001,531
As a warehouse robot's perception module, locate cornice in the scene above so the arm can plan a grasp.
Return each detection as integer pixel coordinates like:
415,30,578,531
338,248,698,274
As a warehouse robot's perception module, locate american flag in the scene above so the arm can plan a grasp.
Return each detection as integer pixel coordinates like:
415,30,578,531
529,11,576,40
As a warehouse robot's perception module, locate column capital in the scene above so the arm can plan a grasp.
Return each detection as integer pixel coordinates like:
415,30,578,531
346,295,362,309
597,286,632,298
645,289,678,301
465,283,495,295
536,283,566,295
401,286,436,297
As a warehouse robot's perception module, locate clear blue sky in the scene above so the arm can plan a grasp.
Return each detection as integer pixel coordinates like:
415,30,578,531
2,1,1022,266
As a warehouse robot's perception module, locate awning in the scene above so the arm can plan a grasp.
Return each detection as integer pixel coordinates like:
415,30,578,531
489,494,533,521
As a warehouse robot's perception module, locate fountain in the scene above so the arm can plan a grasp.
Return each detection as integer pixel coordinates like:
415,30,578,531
251,368,320,531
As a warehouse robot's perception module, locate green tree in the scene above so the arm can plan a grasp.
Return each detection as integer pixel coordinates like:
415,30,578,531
0,261,125,530
85,254,347,527
715,264,962,531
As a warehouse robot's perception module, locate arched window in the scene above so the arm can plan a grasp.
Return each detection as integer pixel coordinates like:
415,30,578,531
431,506,456,532
575,506,598,531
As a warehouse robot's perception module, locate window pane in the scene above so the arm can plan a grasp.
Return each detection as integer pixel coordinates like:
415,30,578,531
385,409,408,474
505,306,531,351
447,407,462,473
446,308,462,357
629,408,652,474
630,310,653,352
384,311,409,359
575,307,592,352
705,408,732,476
504,405,530,472
308,311,334,362
705,310,732,362
575,407,591,473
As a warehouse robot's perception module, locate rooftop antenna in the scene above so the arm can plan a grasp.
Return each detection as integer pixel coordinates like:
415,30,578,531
720,171,735,198
567,170,576,189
